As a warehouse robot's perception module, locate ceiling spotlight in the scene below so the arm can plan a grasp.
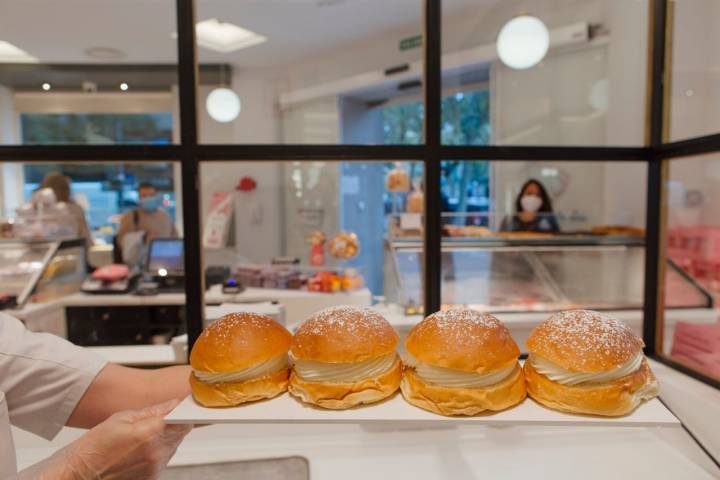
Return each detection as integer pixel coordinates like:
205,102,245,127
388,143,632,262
120,83,129,91
41,83,51,91
206,87,241,123
497,15,550,70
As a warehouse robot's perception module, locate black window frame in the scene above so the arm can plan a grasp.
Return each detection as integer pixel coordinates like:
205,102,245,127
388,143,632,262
0,0,717,391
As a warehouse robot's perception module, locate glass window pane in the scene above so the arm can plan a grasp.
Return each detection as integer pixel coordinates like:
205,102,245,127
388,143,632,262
668,0,720,141
0,0,179,145
442,0,649,146
200,160,424,327
663,154,720,382
196,1,423,144
438,160,651,351
0,161,188,363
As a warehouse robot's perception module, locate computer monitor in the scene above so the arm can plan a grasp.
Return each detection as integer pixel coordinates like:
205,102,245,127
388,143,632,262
147,238,184,275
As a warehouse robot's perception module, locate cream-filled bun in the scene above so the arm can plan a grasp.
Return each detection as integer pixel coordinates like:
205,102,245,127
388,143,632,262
525,310,658,416
190,312,292,407
401,309,526,416
289,305,401,409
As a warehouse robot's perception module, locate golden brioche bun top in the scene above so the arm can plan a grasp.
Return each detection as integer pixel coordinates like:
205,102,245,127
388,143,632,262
190,312,292,372
526,310,644,373
291,305,399,363
405,309,520,373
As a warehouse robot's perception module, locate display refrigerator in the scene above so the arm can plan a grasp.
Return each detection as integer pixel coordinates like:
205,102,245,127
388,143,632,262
383,234,715,353
0,238,86,309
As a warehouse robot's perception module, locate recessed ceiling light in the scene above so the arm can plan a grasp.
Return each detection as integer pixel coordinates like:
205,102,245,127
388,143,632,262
84,46,126,60
42,83,51,91
194,19,267,53
120,83,129,91
0,40,38,63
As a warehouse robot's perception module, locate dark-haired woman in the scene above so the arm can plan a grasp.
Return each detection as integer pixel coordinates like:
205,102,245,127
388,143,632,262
500,179,560,233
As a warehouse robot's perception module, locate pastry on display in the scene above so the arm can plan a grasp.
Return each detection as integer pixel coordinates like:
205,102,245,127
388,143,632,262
524,309,658,416
443,225,493,237
591,225,646,237
401,309,526,416
289,305,402,409
406,187,424,213
386,166,410,192
498,231,553,239
189,313,293,407
327,231,359,259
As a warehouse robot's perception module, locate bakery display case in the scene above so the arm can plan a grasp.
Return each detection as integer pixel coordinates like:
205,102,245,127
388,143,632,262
384,235,712,314
0,238,86,309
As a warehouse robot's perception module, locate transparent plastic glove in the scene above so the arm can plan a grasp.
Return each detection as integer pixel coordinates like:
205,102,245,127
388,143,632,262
20,399,192,480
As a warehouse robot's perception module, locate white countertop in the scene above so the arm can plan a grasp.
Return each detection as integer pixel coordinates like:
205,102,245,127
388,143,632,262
9,285,372,312
87,345,179,366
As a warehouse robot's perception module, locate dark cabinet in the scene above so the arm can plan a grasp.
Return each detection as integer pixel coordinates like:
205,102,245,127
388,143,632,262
67,305,186,346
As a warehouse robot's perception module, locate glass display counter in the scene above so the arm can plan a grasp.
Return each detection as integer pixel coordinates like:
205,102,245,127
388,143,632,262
384,235,712,314
0,239,86,308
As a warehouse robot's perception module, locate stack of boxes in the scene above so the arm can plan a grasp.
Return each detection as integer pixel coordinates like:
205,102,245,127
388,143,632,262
232,265,362,293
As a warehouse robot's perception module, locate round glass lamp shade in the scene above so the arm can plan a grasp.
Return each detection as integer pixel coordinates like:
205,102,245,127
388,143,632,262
206,87,241,123
496,15,549,70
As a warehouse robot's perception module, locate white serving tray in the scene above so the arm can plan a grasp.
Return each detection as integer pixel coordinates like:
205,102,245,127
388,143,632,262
165,393,679,428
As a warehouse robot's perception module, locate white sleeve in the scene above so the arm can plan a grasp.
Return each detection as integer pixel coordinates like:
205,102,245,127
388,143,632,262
0,313,107,440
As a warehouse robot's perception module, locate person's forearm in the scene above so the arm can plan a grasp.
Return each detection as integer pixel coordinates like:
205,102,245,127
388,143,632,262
67,364,191,429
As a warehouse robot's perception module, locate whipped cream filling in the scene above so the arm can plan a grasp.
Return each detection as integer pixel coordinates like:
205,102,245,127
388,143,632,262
633,380,659,401
403,354,517,388
293,353,398,383
529,351,644,386
193,353,289,384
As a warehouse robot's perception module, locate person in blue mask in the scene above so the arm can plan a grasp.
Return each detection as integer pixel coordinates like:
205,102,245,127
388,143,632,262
116,182,177,254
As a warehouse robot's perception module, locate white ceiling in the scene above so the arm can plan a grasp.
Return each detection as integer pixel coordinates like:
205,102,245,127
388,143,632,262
0,0,491,68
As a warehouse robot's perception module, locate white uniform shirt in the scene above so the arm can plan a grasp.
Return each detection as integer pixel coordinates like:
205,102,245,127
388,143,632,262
0,313,107,478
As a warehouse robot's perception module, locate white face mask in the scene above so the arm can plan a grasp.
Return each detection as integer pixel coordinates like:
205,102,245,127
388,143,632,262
521,194,542,213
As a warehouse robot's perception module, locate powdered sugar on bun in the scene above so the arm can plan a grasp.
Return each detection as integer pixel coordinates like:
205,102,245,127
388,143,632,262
526,310,645,373
291,306,399,363
190,312,292,373
405,309,520,374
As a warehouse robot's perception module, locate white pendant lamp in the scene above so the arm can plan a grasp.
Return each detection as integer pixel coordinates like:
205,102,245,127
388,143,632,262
206,87,241,123
496,15,549,70
206,63,241,123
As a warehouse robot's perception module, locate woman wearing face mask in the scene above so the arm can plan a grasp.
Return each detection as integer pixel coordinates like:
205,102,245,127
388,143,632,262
500,179,560,233
115,182,178,260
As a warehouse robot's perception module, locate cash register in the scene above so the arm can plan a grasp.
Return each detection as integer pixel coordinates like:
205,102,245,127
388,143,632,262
142,238,185,292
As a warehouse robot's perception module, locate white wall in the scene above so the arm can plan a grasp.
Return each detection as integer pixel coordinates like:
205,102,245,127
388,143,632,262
662,0,720,228
198,69,286,144
669,0,720,141
200,162,283,264
196,78,284,262
489,0,649,228
0,85,18,216
0,84,17,144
